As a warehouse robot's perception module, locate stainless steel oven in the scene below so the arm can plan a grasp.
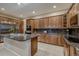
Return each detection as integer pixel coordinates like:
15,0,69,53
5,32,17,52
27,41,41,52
25,25,31,40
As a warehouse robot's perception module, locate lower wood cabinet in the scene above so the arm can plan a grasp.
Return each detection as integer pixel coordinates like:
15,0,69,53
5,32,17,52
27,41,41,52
58,35,65,46
48,35,58,45
64,43,76,56
38,34,45,42
38,34,65,46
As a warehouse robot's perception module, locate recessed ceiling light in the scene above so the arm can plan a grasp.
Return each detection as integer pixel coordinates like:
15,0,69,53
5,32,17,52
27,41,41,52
17,3,21,5
32,11,35,14
53,5,56,8
20,14,23,17
1,8,5,11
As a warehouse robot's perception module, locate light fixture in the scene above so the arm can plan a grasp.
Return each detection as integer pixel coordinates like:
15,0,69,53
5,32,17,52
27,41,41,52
20,14,23,17
53,5,56,8
1,8,5,11
17,3,21,5
32,11,35,14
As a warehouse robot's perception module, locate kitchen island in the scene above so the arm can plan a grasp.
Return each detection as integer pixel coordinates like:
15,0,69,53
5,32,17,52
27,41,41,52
64,36,79,56
0,34,38,56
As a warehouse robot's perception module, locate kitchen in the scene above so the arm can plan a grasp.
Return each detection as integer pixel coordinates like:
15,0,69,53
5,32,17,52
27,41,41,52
0,3,79,56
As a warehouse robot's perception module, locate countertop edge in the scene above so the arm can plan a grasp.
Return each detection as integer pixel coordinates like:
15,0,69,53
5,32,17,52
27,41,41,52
31,34,39,39
64,37,79,49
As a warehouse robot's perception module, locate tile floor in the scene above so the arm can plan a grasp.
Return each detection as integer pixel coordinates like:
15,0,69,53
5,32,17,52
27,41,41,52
0,39,64,56
0,43,18,56
0,38,31,56
35,42,64,56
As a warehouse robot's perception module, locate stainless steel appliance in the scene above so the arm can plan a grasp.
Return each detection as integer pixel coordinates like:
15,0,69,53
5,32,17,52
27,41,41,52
25,25,31,40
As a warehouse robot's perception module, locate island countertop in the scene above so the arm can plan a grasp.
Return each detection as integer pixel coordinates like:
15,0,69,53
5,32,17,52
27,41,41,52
4,33,39,41
64,37,79,51
31,34,39,38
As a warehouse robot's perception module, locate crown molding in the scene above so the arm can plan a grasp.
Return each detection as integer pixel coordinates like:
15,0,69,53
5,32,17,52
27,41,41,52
31,9,68,19
0,12,23,20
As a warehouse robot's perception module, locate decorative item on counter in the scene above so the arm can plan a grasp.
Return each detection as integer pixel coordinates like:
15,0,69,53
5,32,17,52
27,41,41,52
43,30,47,33
9,27,17,33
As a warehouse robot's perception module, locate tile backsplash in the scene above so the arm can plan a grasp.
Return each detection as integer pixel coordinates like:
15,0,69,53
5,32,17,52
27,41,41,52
34,28,66,35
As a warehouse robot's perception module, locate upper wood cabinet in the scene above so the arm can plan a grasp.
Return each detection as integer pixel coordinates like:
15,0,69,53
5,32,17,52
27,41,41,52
34,19,39,29
49,15,64,28
39,18,44,28
66,4,78,27
38,17,49,28
0,16,20,25
49,16,55,28
28,15,64,29
43,17,49,28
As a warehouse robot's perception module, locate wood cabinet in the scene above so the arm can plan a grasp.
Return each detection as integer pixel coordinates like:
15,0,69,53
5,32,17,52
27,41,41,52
31,36,38,56
64,43,76,56
49,15,64,28
43,17,49,28
48,34,58,45
64,43,70,56
18,21,24,33
0,16,23,33
67,4,78,27
57,35,65,46
39,18,44,28
49,16,55,27
34,19,39,29
38,34,65,46
38,34,46,42
37,17,49,28
64,3,79,56
28,15,64,30
27,14,65,47
0,16,19,25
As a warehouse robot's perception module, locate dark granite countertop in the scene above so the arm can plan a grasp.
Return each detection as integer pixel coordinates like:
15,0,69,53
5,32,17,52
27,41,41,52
4,33,39,41
64,37,79,49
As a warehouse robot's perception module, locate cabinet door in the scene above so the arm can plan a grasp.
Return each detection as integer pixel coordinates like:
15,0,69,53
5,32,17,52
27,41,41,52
49,35,58,45
49,16,55,28
57,35,65,46
49,15,63,28
67,4,78,27
57,16,63,28
34,19,39,29
43,17,49,28
67,13,71,27
38,34,45,42
19,21,24,33
44,34,49,43
31,37,38,56
39,18,44,28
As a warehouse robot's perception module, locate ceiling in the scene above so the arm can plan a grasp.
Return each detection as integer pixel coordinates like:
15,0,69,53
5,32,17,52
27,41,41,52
0,3,72,19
